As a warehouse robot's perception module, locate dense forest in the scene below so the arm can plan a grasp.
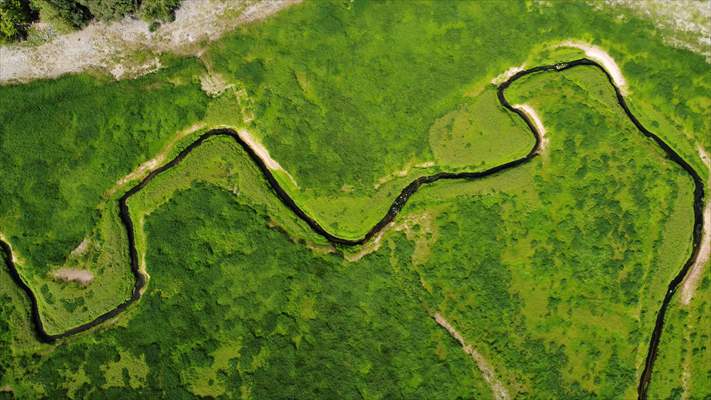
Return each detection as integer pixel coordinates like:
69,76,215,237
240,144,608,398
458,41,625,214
0,0,182,41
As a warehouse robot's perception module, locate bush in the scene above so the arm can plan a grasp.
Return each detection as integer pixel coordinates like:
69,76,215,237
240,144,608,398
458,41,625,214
24,0,182,36
32,0,92,28
0,0,36,41
140,0,181,23
77,0,137,20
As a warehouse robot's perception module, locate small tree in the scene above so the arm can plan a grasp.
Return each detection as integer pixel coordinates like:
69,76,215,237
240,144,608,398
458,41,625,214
0,0,36,42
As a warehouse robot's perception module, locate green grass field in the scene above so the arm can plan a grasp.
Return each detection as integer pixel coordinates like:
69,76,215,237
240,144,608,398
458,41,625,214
0,0,708,398
649,272,711,399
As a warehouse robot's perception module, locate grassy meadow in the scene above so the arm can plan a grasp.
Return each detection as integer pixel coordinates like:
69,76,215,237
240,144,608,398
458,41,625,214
0,0,708,398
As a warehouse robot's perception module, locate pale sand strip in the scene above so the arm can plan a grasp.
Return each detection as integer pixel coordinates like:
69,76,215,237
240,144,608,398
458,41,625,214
491,65,525,85
559,41,628,95
434,312,510,400
681,147,711,305
512,104,548,153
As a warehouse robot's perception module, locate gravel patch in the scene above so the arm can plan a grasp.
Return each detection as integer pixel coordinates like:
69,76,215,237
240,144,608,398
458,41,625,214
598,0,711,62
0,0,300,84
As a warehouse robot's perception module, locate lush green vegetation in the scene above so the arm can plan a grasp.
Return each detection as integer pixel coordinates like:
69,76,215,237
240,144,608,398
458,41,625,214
388,65,695,398
1,0,184,41
0,0,708,398
650,273,711,399
205,0,709,238
1,183,493,399
0,0,36,41
0,59,212,333
0,64,699,398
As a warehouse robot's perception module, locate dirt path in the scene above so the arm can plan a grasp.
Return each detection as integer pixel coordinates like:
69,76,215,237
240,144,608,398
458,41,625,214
680,147,711,305
681,337,691,400
0,0,300,84
434,312,510,400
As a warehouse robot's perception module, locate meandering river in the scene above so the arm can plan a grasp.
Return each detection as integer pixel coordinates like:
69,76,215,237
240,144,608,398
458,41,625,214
1,58,705,400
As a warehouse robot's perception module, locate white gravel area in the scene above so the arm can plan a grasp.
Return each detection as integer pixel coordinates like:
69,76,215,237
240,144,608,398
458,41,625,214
599,0,711,62
0,0,300,84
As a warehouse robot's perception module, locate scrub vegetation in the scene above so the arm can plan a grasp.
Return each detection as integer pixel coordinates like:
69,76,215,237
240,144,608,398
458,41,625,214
0,0,708,398
204,0,710,238
1,184,492,399
0,58,213,334
412,66,696,398
650,275,711,399
1,0,184,42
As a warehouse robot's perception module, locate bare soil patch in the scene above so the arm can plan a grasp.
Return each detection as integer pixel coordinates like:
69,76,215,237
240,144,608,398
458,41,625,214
52,268,94,286
344,223,392,262
236,128,298,186
70,238,91,258
237,129,284,171
0,232,27,265
200,71,234,97
345,212,435,263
